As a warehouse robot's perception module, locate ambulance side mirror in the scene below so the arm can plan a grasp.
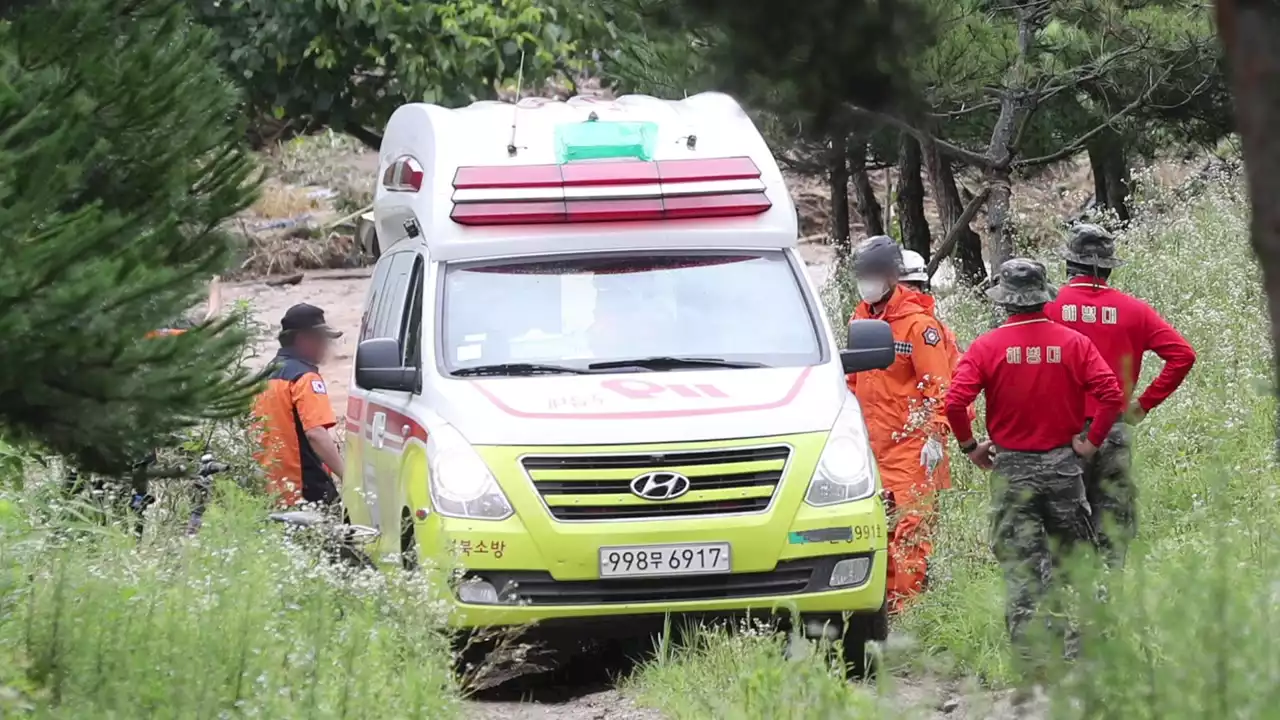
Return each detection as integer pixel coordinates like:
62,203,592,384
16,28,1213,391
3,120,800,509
840,319,895,373
355,338,420,393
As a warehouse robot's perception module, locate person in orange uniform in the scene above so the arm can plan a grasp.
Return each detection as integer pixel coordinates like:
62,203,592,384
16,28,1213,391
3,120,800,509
68,276,224,536
146,275,223,337
900,248,972,435
252,303,346,507
846,236,954,612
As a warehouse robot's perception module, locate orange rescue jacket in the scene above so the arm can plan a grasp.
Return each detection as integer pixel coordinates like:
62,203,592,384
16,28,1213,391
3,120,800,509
902,287,975,427
846,287,953,493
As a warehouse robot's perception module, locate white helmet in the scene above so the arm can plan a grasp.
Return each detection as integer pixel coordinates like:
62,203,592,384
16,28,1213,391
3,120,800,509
901,249,928,284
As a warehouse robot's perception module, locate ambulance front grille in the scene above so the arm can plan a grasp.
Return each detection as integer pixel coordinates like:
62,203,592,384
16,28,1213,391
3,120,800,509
519,445,792,522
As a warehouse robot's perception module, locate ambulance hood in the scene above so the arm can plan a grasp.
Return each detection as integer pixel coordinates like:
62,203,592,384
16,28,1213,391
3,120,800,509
428,364,847,446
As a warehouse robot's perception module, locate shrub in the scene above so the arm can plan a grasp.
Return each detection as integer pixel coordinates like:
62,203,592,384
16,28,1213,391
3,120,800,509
0,0,262,473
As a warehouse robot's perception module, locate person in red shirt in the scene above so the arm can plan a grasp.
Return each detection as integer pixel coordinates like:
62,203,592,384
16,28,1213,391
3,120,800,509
945,259,1124,679
1045,224,1196,566
846,236,953,613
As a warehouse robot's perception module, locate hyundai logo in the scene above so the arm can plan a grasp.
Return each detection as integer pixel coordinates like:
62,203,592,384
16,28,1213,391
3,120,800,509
629,471,692,501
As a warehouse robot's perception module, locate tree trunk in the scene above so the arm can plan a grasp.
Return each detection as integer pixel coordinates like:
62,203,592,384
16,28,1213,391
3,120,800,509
984,6,1047,271
923,140,986,284
1215,0,1280,458
896,133,932,259
985,166,1014,273
1087,130,1132,223
1105,158,1132,223
848,137,885,237
984,94,1020,269
829,148,852,256
1088,142,1107,211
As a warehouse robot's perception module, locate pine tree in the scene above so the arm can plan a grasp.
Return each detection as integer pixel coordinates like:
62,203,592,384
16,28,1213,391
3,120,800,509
0,0,262,472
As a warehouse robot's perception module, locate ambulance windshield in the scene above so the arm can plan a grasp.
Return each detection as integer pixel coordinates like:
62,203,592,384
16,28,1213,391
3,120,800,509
440,250,823,375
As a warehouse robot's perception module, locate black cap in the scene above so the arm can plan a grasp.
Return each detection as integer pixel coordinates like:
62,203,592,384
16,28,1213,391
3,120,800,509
280,303,342,338
852,235,903,276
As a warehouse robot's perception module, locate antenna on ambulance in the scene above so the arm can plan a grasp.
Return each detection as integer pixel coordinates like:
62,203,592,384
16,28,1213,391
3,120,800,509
507,49,526,157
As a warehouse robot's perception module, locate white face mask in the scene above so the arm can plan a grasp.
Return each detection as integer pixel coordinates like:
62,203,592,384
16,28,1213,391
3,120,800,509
857,278,891,303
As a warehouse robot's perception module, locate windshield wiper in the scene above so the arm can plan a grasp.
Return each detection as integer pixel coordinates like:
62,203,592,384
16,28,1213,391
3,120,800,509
586,356,770,371
452,362,594,377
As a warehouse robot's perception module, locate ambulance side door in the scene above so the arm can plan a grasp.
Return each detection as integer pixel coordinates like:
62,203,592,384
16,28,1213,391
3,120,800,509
362,250,417,547
382,253,427,551
343,254,391,527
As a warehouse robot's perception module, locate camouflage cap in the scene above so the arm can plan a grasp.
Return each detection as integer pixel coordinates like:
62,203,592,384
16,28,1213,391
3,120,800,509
985,258,1058,306
1060,223,1125,268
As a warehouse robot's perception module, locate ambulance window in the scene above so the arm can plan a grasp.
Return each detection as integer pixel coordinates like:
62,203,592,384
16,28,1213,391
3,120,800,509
372,252,414,338
359,255,393,342
399,256,425,369
439,250,823,373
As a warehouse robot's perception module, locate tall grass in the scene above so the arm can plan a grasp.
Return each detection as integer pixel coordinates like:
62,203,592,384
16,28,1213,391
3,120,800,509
628,623,881,718
0,480,460,717
630,169,1278,716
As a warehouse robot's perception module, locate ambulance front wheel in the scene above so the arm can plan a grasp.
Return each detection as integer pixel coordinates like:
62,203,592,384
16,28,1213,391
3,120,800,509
842,604,889,679
399,508,419,571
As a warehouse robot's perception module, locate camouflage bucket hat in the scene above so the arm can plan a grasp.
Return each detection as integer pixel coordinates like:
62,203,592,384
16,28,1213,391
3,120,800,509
1060,223,1125,268
985,258,1058,306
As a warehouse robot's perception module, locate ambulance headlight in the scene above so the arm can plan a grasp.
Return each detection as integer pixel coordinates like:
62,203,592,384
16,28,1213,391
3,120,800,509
804,401,877,507
427,424,513,521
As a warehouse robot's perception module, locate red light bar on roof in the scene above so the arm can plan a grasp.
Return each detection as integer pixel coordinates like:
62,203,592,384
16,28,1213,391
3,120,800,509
449,157,771,225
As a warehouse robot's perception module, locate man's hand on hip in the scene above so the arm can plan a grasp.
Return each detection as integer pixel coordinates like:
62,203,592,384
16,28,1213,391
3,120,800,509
961,439,994,470
1125,402,1147,424
1073,434,1099,460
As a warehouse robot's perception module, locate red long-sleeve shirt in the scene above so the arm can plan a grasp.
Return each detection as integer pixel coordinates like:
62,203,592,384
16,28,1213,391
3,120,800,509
1046,277,1196,417
945,312,1125,451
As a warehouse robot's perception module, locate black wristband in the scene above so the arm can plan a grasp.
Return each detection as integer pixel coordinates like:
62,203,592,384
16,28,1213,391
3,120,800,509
958,439,978,454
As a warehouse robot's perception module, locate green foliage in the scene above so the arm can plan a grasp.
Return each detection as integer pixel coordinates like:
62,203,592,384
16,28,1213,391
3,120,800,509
190,0,585,144
0,481,459,716
0,0,261,473
598,0,933,132
629,624,880,718
594,0,718,99
1018,0,1229,162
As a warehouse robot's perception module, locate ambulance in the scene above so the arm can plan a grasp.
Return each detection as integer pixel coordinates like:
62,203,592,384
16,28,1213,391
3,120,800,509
343,91,897,669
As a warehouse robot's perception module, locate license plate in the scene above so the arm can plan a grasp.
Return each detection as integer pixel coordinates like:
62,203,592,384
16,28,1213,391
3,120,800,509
598,543,731,578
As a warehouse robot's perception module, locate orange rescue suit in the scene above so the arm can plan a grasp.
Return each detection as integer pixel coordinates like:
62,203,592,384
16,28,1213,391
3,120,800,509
914,289,975,438
846,286,953,611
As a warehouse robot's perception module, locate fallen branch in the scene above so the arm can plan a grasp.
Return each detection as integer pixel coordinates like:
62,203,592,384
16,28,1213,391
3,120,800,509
926,186,992,280
326,204,373,231
264,273,304,287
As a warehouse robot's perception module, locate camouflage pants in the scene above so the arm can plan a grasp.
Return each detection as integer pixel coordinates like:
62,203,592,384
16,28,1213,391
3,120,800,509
991,446,1095,674
1082,421,1135,568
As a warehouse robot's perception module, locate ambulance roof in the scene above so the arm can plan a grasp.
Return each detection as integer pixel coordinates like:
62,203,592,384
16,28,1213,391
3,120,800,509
373,92,798,262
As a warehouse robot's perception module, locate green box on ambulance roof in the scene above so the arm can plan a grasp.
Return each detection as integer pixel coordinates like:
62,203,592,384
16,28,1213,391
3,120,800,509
554,119,658,163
